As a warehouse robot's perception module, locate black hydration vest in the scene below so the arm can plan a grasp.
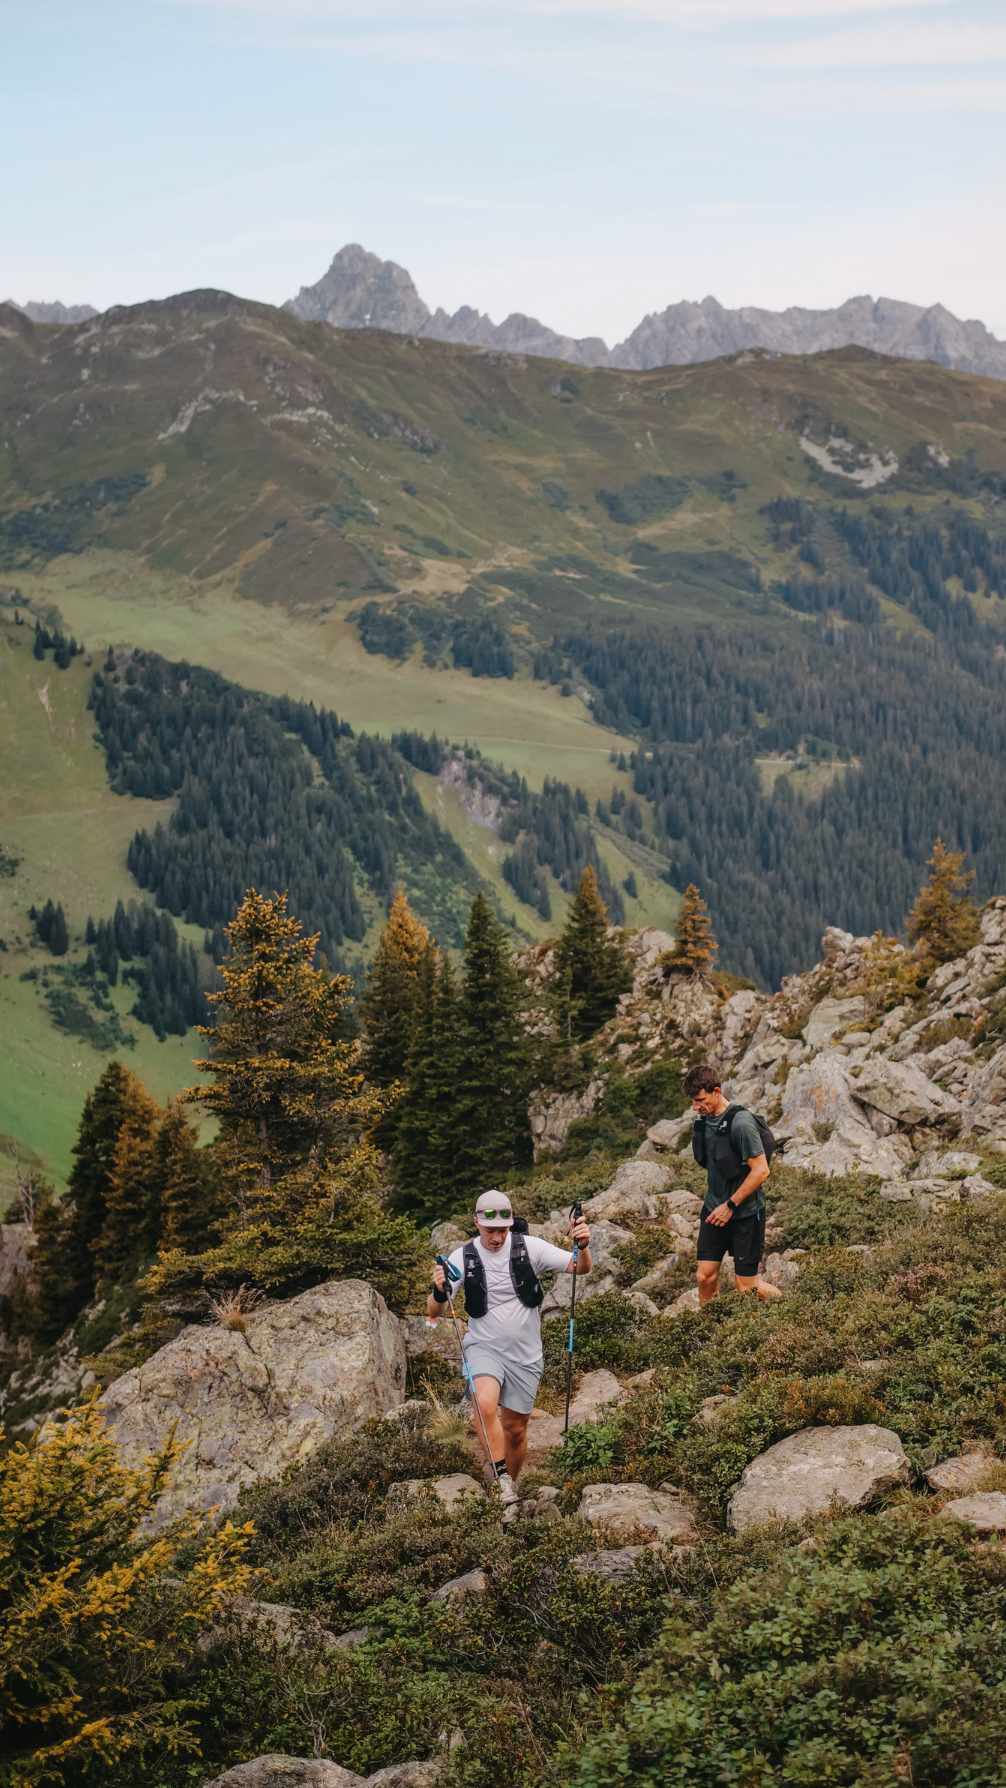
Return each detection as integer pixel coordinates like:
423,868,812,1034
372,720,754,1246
692,1103,776,1182
462,1219,544,1318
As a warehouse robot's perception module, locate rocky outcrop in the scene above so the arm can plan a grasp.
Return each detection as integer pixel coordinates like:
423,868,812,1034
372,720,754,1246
525,1368,626,1449
773,1053,912,1179
728,1424,911,1531
578,1481,699,1544
852,1058,961,1128
529,1078,607,1159
926,1453,999,1493
941,1493,1006,1531
100,1281,406,1526
204,1762,441,1788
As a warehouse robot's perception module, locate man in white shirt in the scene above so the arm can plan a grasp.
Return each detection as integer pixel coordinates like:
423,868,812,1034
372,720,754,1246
429,1189,592,1517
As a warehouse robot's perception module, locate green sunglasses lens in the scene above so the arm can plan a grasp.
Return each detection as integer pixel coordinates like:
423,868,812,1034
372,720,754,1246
480,1208,511,1221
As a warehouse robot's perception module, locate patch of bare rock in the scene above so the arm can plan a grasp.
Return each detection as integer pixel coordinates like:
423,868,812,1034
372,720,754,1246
204,1761,441,1787
99,1280,406,1526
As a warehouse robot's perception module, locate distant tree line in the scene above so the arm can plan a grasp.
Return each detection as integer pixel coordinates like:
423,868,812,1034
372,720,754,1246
86,900,215,1039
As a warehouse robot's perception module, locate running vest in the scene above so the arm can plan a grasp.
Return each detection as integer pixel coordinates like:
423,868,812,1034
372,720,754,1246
462,1223,544,1318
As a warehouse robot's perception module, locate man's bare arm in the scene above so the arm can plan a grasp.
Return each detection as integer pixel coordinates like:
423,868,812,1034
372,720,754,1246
705,1154,769,1227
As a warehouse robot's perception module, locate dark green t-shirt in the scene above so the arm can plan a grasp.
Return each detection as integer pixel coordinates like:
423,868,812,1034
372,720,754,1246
702,1107,767,1218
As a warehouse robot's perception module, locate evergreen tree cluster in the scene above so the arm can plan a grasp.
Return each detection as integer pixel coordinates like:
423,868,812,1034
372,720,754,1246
88,654,476,961
30,898,69,955
835,503,1006,620
450,615,516,679
20,1062,218,1344
547,609,1006,986
31,618,83,667
85,900,214,1038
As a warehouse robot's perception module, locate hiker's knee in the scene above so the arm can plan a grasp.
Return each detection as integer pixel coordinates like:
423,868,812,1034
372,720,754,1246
473,1377,501,1418
500,1406,529,1439
696,1260,720,1288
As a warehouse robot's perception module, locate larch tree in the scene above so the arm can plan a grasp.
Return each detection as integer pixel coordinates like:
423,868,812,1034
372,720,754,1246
906,838,982,968
359,889,431,1087
92,1075,163,1283
552,864,631,1039
661,883,718,978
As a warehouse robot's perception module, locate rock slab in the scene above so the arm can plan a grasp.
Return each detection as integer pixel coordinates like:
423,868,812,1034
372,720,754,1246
728,1424,911,1532
578,1482,699,1544
941,1492,1006,1532
101,1280,406,1526
926,1453,999,1493
204,1761,365,1787
525,1368,626,1450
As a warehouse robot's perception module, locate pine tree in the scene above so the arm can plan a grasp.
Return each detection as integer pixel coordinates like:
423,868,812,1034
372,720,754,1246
63,1060,137,1312
49,903,69,957
33,624,44,662
92,1076,163,1282
359,890,430,1086
552,864,632,1039
156,1101,219,1254
451,891,532,1195
661,883,718,977
906,838,982,968
21,1194,78,1346
185,889,382,1224
392,946,463,1213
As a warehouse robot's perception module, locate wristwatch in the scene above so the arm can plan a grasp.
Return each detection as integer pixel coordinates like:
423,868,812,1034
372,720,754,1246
726,1196,739,1213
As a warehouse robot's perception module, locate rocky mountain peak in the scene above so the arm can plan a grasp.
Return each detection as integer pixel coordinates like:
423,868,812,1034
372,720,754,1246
282,243,431,333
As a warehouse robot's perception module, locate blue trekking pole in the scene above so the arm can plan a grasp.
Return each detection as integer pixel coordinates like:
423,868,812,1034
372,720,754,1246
563,1202,583,1434
435,1253,501,1490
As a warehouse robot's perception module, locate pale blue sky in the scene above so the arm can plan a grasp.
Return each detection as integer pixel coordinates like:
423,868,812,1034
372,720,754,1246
4,0,1004,342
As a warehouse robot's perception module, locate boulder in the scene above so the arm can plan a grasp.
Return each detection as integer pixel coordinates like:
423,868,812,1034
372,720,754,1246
400,1315,465,1365
852,1059,961,1128
926,1453,1000,1493
774,1053,911,1178
664,1287,702,1317
639,1115,694,1155
802,995,867,1052
578,1482,699,1545
203,1761,365,1787
762,1249,809,1289
365,1768,440,1788
333,1627,371,1648
572,1544,659,1582
941,1492,1006,1532
431,1473,483,1510
961,1174,1000,1201
582,1160,672,1220
624,1289,660,1318
960,1043,1006,1152
728,1424,911,1532
525,1368,626,1449
529,1079,606,1159
696,1393,736,1425
429,1221,468,1253
430,1567,488,1605
911,1147,982,1180
100,1280,406,1526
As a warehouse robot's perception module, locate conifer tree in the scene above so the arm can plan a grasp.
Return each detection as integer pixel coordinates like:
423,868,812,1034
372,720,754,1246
661,883,718,977
92,1077,163,1283
184,889,382,1224
156,1101,219,1254
906,838,982,968
552,865,631,1039
359,890,430,1086
392,946,463,1212
49,903,69,957
20,1193,78,1346
63,1060,137,1310
451,890,532,1194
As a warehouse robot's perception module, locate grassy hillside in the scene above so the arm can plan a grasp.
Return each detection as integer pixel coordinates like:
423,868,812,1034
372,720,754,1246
0,613,210,1192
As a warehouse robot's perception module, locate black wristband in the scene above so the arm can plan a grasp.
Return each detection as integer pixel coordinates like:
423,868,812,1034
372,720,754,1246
726,1197,739,1213
432,1283,449,1304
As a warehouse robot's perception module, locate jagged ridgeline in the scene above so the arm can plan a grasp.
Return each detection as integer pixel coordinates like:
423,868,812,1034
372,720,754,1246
87,655,622,958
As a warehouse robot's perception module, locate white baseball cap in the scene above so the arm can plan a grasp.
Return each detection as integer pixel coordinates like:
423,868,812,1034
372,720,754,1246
474,1190,514,1227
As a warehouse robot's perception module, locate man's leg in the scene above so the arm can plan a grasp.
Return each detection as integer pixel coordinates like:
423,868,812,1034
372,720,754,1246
696,1259,722,1305
734,1272,783,1301
499,1406,531,1481
470,1374,506,1467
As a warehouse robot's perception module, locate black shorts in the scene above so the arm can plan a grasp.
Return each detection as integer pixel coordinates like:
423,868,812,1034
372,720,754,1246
696,1209,764,1278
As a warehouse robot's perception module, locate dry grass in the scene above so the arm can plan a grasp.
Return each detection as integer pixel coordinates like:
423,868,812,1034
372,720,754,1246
209,1284,267,1334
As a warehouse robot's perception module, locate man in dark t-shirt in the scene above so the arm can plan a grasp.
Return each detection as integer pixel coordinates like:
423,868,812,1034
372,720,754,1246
682,1063,782,1306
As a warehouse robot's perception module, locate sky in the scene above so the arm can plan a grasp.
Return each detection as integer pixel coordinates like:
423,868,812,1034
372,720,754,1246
4,0,1005,345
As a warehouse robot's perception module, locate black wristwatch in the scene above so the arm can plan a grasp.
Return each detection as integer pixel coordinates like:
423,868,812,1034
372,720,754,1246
726,1197,739,1213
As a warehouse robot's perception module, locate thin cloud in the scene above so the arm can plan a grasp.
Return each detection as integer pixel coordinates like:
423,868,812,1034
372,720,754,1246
751,21,1006,65
161,0,953,20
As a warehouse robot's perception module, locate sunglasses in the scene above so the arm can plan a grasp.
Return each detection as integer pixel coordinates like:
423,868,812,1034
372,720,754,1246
477,1207,512,1222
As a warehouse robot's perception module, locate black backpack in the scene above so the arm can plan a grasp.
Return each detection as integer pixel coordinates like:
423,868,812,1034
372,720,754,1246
692,1103,775,1183
462,1218,544,1317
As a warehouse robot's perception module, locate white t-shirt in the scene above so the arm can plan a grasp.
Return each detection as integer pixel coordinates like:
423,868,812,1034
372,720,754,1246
446,1233,574,1368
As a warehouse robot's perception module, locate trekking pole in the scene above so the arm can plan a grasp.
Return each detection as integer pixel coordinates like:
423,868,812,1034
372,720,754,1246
435,1254,501,1490
563,1201,584,1434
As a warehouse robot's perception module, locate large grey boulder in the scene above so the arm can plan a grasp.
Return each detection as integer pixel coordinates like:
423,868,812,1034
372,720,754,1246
960,1043,1006,1153
774,1054,911,1178
728,1424,911,1531
101,1280,406,1526
525,1367,626,1449
578,1481,699,1544
852,1058,961,1128
582,1159,673,1220
802,996,866,1052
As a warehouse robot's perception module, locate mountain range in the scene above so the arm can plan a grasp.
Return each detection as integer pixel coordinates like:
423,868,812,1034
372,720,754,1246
9,242,1006,377
284,243,1006,380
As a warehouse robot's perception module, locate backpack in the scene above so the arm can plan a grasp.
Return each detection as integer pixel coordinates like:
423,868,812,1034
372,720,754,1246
462,1219,544,1318
692,1103,775,1184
